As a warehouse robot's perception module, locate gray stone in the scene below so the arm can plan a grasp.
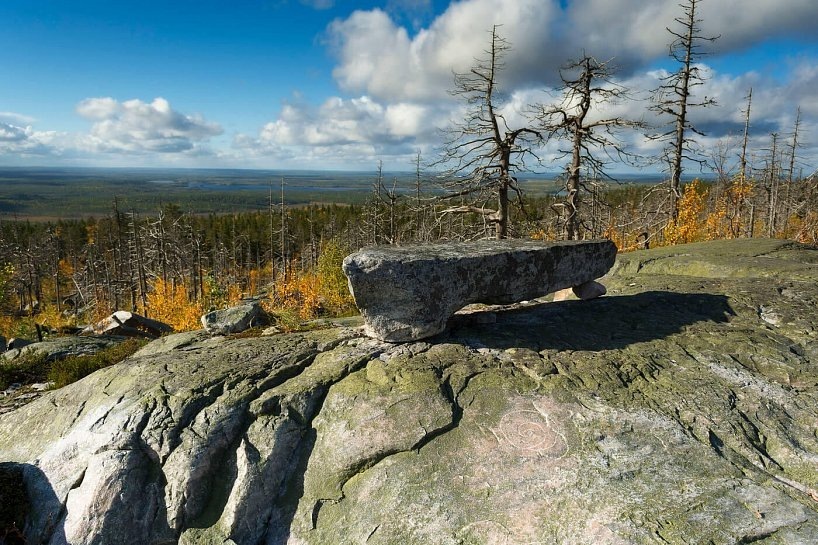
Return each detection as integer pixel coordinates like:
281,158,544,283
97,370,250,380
82,310,172,338
201,301,264,335
30,382,53,392
0,240,817,545
1,348,21,361
572,279,607,300
6,338,32,351
343,239,617,341
553,280,607,302
760,304,782,326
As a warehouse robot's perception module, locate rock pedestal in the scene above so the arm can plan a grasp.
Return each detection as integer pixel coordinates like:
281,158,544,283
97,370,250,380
343,239,617,342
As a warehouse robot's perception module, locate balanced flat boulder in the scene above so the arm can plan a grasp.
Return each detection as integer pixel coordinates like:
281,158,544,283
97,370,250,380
343,239,617,342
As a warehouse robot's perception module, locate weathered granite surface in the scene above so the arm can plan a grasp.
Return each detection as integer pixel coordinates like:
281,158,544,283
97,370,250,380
343,239,617,341
1,239,817,544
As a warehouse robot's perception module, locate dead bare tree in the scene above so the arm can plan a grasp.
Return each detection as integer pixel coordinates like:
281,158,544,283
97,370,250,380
435,26,542,239
761,132,782,237
781,107,804,235
412,151,431,242
535,55,644,240
739,88,753,181
650,0,718,220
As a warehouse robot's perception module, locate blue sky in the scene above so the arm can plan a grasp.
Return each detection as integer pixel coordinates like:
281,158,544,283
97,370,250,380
1,0,817,175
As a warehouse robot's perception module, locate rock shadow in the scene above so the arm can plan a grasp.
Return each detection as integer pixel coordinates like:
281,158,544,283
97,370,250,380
448,291,734,352
0,462,66,545
1,441,175,545
261,426,319,545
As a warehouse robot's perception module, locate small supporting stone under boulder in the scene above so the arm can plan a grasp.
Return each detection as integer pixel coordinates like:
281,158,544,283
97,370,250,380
343,239,617,342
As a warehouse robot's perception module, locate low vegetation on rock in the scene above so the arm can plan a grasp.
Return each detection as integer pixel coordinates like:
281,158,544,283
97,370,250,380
0,338,145,406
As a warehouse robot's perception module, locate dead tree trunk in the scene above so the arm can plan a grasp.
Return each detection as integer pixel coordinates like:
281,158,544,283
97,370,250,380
650,0,718,221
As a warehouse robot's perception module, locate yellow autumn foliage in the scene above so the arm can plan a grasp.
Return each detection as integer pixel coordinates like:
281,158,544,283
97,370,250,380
143,277,204,332
664,180,706,245
705,175,754,240
270,240,356,320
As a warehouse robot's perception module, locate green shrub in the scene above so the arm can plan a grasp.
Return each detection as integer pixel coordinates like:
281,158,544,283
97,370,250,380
0,352,50,391
47,338,146,389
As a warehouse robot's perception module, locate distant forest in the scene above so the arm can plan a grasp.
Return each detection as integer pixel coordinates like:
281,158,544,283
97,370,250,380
1,168,816,341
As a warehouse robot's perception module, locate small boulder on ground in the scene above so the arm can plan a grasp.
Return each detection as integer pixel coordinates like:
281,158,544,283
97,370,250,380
201,301,264,336
81,311,172,339
553,279,608,301
6,338,32,351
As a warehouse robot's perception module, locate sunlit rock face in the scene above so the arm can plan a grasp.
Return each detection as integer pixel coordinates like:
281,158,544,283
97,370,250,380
1,239,818,545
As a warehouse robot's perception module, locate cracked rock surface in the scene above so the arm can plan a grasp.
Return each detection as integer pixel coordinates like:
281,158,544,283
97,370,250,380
2,239,818,544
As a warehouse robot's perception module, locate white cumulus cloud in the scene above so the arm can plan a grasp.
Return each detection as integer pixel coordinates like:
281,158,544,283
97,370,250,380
328,0,818,103
328,0,563,102
76,97,223,154
236,95,450,167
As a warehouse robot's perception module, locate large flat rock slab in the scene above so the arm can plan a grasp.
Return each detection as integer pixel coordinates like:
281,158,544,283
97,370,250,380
343,239,617,341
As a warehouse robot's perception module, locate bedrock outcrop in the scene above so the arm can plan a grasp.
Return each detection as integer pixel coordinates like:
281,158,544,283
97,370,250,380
342,239,617,341
1,239,818,544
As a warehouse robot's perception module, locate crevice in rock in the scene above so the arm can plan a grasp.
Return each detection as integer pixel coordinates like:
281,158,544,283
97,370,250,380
708,429,725,457
65,399,88,429
175,357,317,532
736,527,780,543
412,372,473,452
258,395,338,541
310,498,337,530
735,408,783,471
365,523,381,542
46,466,87,545
252,344,385,544
158,379,227,465
88,395,125,432
309,367,479,532
69,467,86,492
